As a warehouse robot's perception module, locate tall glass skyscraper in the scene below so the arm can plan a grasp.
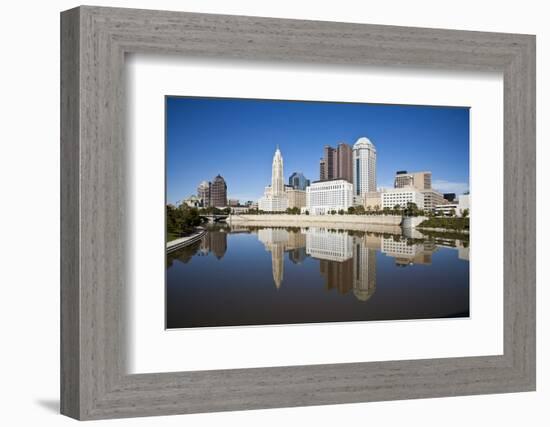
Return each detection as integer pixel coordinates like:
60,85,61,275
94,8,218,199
352,136,377,197
288,172,310,191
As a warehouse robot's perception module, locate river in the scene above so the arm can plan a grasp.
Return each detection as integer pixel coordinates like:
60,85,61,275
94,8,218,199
166,224,469,329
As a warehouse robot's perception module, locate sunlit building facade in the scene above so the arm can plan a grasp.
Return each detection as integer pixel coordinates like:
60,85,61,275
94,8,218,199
306,179,353,215
258,147,289,212
352,137,377,200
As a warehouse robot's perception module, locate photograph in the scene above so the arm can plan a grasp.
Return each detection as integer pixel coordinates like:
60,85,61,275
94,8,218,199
165,96,471,329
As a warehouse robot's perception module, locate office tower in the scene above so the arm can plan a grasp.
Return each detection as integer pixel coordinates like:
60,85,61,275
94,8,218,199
319,143,353,183
352,136,377,197
288,172,310,191
258,147,289,212
394,170,432,190
210,174,227,207
336,142,353,183
271,146,284,195
319,158,326,180
197,180,211,207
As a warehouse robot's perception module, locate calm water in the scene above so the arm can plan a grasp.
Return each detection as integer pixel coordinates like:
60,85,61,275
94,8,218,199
166,224,469,329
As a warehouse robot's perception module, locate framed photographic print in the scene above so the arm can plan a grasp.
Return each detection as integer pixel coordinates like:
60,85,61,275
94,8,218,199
61,6,536,420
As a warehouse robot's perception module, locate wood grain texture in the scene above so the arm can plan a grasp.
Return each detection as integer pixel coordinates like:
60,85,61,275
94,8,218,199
60,5,536,420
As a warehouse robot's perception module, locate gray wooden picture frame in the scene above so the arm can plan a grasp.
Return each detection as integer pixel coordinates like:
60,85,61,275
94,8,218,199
60,5,536,420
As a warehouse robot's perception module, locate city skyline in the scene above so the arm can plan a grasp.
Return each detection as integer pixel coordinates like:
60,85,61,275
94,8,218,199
166,96,470,205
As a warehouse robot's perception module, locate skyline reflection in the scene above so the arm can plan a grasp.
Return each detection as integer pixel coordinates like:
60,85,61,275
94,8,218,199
166,224,469,329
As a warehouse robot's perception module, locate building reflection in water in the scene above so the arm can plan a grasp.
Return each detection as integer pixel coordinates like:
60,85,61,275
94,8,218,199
198,228,228,259
256,227,379,301
380,237,436,267
257,228,306,289
171,226,468,303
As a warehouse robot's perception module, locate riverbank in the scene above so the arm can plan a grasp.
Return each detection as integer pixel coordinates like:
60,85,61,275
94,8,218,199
417,217,469,234
229,214,403,233
166,227,207,253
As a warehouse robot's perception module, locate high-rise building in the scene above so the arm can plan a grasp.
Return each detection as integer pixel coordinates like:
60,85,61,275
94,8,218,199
394,170,432,190
271,146,284,196
319,158,326,181
337,143,353,183
258,147,289,212
197,180,211,207
352,137,377,198
288,172,310,190
210,174,227,207
319,142,353,183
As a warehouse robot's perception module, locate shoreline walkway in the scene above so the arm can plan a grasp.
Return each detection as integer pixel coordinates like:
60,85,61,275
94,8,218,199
166,228,207,254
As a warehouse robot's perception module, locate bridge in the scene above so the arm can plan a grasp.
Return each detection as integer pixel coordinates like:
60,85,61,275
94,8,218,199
200,214,228,223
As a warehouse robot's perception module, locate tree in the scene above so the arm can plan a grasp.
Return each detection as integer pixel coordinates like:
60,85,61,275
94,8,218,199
347,206,356,214
338,209,344,215
461,208,470,218
305,210,310,215
404,202,420,217
355,205,366,215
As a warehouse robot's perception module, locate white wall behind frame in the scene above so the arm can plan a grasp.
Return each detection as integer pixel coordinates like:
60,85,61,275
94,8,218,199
127,54,503,374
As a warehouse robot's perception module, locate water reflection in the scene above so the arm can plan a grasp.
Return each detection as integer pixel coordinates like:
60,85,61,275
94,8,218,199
166,224,470,328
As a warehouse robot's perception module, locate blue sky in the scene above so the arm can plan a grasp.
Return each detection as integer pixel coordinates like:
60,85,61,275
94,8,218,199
166,96,469,204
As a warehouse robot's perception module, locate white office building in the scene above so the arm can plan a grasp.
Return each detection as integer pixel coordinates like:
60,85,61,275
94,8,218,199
381,188,425,209
352,137,377,201
306,179,354,215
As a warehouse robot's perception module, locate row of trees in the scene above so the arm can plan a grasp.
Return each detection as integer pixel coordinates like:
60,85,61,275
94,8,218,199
226,203,470,218
418,216,470,232
347,203,424,217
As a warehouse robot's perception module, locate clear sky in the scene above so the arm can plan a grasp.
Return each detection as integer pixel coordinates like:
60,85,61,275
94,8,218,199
166,96,469,205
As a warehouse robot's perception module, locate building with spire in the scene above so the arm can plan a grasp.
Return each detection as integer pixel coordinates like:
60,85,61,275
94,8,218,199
258,146,290,212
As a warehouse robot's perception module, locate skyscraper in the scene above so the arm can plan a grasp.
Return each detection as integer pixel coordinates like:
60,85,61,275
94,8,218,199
271,146,284,196
258,147,289,212
352,136,377,198
288,172,310,190
210,174,227,207
197,180,211,207
319,142,353,183
337,143,353,183
319,158,326,180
